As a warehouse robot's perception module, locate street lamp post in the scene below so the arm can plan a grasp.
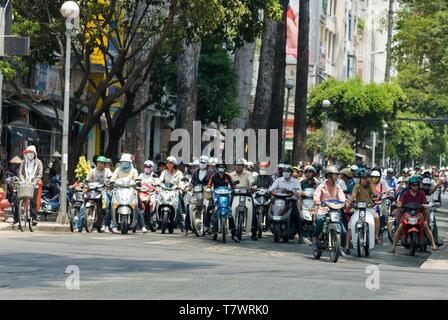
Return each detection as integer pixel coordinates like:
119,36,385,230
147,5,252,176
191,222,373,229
382,123,388,168
321,99,331,166
282,79,294,163
57,1,80,223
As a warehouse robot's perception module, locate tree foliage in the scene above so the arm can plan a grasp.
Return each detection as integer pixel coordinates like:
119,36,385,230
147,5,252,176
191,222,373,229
306,129,355,166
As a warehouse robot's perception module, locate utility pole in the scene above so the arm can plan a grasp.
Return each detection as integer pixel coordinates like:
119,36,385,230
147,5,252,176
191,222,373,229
371,131,377,168
385,0,394,82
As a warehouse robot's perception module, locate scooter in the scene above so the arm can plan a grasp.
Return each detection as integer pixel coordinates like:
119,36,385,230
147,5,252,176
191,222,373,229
350,202,375,257
422,195,441,251
137,181,157,232
110,178,139,234
39,177,62,220
188,184,208,237
68,186,84,232
252,187,271,238
268,188,298,243
156,182,179,234
211,186,233,243
232,187,253,241
400,202,425,256
82,181,106,233
300,188,316,241
313,199,345,263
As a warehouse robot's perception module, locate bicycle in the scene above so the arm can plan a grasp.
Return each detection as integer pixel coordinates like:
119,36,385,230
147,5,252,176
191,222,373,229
13,177,36,232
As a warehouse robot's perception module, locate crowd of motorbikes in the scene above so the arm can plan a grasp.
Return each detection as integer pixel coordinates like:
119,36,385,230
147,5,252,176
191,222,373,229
7,160,445,264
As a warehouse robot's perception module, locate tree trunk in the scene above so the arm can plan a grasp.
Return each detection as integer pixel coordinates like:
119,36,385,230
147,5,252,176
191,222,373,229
175,41,201,155
292,0,310,164
230,42,256,130
252,18,278,130
270,0,288,162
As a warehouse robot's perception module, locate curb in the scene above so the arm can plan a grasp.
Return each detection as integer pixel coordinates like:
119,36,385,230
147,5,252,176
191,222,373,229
0,222,70,233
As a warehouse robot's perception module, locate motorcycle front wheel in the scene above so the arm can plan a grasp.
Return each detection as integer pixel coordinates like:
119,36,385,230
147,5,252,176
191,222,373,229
121,218,129,234
409,232,417,256
84,207,96,233
70,207,79,232
329,230,340,263
237,212,244,241
193,207,204,237
221,216,226,243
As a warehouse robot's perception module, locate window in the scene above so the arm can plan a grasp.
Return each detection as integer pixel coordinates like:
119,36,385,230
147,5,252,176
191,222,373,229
348,12,353,41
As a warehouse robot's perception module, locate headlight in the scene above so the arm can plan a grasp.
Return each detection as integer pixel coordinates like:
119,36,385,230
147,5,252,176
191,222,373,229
275,199,285,207
357,202,367,209
359,211,365,218
330,211,340,222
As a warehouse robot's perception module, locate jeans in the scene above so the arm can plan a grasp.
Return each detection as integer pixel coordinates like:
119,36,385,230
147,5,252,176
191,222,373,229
313,211,346,247
75,206,84,231
101,192,115,229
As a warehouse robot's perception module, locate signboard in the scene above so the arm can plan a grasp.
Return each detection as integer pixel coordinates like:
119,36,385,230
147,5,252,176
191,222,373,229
286,0,299,64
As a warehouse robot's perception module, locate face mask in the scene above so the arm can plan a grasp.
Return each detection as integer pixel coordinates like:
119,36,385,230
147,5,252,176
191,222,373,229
372,178,380,183
259,169,268,175
199,163,207,170
354,178,361,184
120,162,131,172
283,172,291,179
25,153,35,161
144,167,152,174
217,167,225,173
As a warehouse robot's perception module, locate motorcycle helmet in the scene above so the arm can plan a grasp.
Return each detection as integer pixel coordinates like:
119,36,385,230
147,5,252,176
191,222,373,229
119,153,133,163
235,158,246,165
144,160,154,168
216,160,226,173
422,178,432,186
356,168,369,179
350,165,359,172
304,165,316,174
408,176,421,185
325,165,339,176
166,156,177,165
106,158,113,165
387,168,394,173
403,168,409,173
96,156,107,164
370,170,381,178
340,168,353,178
199,155,209,170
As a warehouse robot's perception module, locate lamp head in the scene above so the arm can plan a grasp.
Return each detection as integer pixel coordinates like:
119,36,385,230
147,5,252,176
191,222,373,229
60,1,80,19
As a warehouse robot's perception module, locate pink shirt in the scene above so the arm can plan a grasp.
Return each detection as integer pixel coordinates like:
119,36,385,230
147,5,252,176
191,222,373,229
314,181,346,214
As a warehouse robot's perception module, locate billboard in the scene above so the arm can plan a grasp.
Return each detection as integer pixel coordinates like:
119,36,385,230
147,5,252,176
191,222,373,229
286,0,299,64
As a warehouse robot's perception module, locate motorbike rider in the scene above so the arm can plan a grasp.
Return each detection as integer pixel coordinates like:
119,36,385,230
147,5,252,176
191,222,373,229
312,165,347,255
344,168,380,254
205,161,240,242
300,165,318,189
350,165,359,180
385,168,398,193
272,164,285,181
184,156,214,234
390,176,439,253
13,145,43,226
252,162,274,234
246,161,259,178
340,168,355,195
107,153,146,233
73,156,112,233
105,158,113,170
370,169,389,196
269,165,302,243
139,160,160,186
209,157,218,172
159,156,187,228
292,166,303,180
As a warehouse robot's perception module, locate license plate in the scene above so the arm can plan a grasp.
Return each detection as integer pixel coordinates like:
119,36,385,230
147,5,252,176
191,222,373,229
273,216,281,221
408,218,418,225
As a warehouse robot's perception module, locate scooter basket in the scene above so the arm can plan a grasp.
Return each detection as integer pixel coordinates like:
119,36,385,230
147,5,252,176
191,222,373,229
17,183,35,199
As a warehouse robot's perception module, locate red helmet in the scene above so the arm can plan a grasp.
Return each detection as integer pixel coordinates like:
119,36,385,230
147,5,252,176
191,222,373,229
259,161,270,168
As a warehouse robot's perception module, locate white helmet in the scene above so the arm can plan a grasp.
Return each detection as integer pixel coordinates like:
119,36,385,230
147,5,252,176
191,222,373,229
403,168,409,173
119,153,133,162
199,155,209,164
350,165,358,171
370,170,381,177
422,178,432,185
144,160,154,167
209,157,218,166
236,158,246,165
166,156,177,165
191,159,200,166
387,168,394,173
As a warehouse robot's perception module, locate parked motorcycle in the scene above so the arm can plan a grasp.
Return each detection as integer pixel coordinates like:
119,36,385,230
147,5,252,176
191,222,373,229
300,188,316,241
83,181,106,233
68,186,84,232
156,182,179,234
252,187,271,238
188,184,207,237
349,202,375,257
210,186,233,243
313,199,345,263
111,178,139,234
268,188,298,243
137,181,157,232
400,202,425,256
232,187,253,241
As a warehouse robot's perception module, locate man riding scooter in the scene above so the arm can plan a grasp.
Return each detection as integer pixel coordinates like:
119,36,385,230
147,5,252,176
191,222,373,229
230,158,256,241
312,165,347,256
269,165,302,242
205,161,240,242
298,165,318,244
390,176,439,253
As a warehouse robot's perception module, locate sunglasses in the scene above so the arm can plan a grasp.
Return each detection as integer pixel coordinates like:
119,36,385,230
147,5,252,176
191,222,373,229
410,184,419,187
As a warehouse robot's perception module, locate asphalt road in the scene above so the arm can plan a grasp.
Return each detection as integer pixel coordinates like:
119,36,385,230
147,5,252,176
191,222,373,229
0,197,447,300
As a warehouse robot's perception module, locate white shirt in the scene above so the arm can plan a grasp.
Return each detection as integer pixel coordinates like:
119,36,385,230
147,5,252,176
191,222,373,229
269,177,302,192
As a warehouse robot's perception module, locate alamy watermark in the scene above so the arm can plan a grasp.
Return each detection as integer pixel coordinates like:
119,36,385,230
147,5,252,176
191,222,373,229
65,265,80,290
169,121,279,174
365,265,380,290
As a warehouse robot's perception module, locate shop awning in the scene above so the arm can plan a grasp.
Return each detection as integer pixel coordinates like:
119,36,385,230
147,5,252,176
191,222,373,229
3,98,64,124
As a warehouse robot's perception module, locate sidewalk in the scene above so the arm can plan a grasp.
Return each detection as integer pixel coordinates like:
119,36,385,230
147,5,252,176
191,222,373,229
0,219,70,233
420,202,448,270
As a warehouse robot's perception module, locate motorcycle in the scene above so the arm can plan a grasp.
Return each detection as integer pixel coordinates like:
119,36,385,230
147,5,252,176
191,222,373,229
210,186,233,243
423,196,440,251
156,182,179,234
268,188,298,243
313,199,345,263
137,181,157,232
400,202,426,256
349,202,375,257
252,187,271,238
82,181,106,233
68,186,84,232
376,192,395,243
300,188,316,241
232,187,253,241
111,178,139,234
188,184,208,237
